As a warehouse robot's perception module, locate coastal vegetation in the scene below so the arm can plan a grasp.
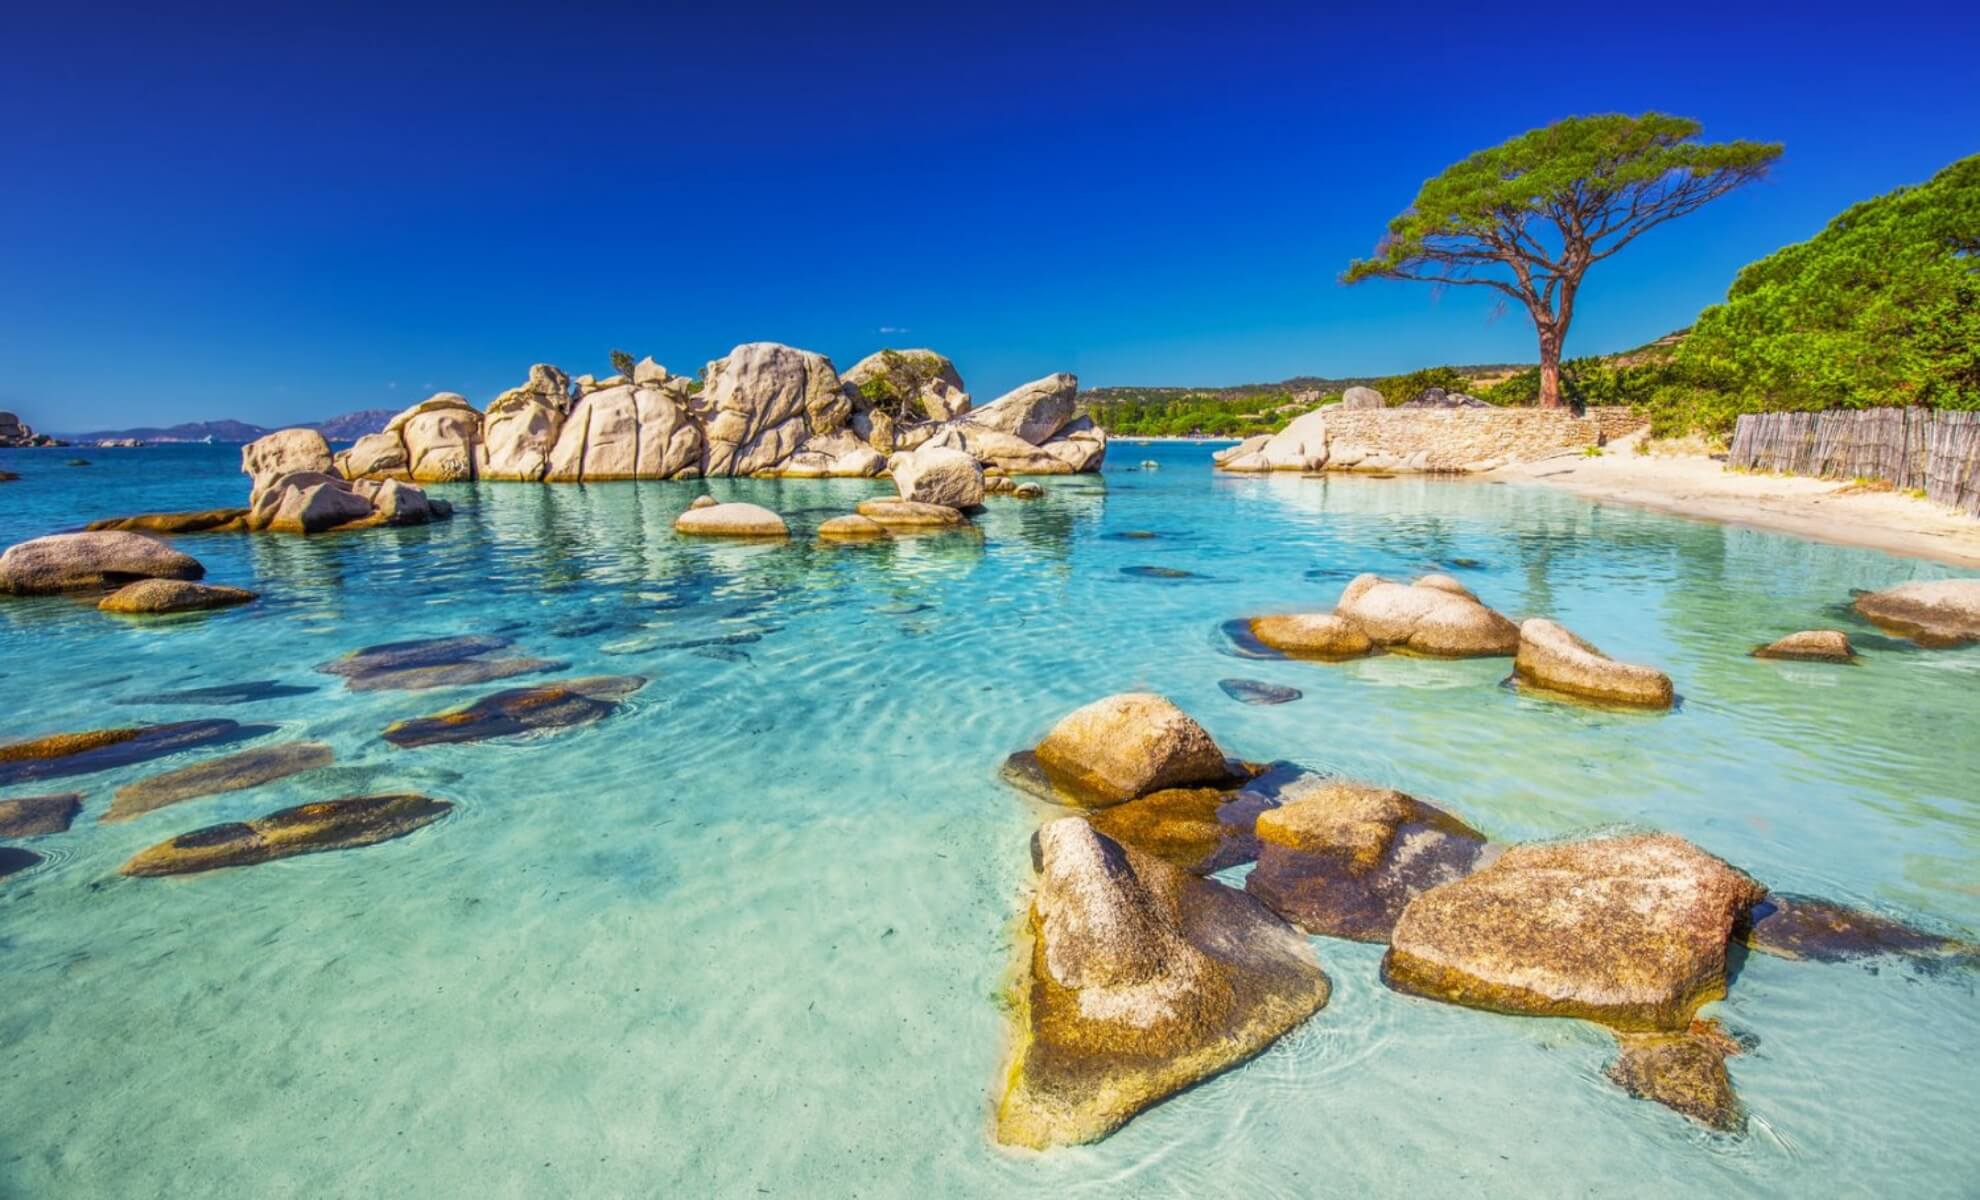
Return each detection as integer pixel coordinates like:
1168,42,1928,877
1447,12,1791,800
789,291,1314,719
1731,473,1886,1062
1343,113,1781,408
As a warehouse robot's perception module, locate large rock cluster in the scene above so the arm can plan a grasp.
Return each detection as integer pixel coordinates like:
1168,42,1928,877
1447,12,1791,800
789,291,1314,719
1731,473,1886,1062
990,692,1977,1143
241,429,453,533
1249,573,1519,661
309,344,1102,485
0,410,60,448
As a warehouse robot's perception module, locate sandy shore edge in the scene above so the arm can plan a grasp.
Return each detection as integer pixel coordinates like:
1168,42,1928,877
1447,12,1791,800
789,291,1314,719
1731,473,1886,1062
1487,438,1980,569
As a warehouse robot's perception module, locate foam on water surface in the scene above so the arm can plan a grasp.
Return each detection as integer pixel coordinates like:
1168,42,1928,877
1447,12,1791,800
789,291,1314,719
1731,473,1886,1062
1,442,1977,1197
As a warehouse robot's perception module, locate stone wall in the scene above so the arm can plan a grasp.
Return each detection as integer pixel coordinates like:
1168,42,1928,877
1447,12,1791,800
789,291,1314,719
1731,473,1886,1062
1586,406,1650,442
1312,409,1606,470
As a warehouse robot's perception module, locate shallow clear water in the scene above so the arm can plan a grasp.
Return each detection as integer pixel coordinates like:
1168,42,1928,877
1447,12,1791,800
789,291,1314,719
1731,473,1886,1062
2,442,1976,1198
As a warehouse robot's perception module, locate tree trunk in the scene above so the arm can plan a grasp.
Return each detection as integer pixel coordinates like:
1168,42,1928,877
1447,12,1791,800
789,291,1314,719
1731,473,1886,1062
1536,329,1563,409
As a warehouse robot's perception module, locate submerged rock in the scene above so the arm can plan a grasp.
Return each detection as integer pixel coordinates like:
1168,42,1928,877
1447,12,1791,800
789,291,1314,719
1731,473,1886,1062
382,675,647,747
1512,619,1674,709
318,634,513,683
1022,693,1236,808
0,792,82,837
1739,893,1979,965
0,531,205,595
1383,832,1763,1031
117,680,320,706
853,499,967,528
340,655,565,693
1248,613,1376,661
673,502,789,538
121,792,452,876
1246,780,1489,943
995,819,1330,1148
99,579,258,614
1852,578,1980,646
1,846,42,880
1083,783,1272,874
87,509,251,534
1607,1022,1745,1132
105,741,336,823
1335,574,1520,657
1217,678,1302,705
0,720,271,788
1752,630,1855,662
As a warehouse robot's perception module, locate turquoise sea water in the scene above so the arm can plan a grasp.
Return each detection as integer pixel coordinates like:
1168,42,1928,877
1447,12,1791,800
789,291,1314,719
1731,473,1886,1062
2,441,1976,1198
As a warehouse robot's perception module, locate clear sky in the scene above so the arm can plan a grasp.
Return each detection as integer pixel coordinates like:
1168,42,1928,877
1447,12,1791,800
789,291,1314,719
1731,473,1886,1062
3,0,1976,430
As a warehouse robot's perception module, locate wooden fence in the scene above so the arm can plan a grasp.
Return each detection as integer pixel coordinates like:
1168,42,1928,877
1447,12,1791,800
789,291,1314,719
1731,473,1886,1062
1728,408,1980,516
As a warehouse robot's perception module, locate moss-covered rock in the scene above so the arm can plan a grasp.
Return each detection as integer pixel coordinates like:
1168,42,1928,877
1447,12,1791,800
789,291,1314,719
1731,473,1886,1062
1607,1021,1745,1132
1383,832,1763,1031
86,509,251,534
382,676,647,747
1751,630,1855,661
995,819,1329,1148
0,720,269,788
121,793,452,876
1738,893,1979,964
98,579,258,614
1246,780,1489,942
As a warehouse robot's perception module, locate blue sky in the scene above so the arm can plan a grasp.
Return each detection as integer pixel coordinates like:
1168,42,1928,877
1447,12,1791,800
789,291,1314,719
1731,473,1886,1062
3,0,1976,429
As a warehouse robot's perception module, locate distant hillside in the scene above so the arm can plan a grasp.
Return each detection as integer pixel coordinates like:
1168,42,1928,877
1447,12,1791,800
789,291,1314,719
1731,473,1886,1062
53,409,394,445
310,409,395,441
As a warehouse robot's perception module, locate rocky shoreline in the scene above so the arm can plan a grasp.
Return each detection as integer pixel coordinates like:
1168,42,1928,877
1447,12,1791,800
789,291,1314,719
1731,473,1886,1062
309,343,1103,485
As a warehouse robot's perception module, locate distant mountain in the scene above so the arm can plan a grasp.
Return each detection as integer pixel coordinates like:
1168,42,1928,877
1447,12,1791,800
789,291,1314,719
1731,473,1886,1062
51,409,395,445
309,409,395,441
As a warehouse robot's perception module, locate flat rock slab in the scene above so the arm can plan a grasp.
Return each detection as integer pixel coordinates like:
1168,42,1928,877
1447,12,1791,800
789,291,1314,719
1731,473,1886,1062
1383,832,1764,1031
105,741,336,823
87,510,251,534
318,634,513,681
996,819,1329,1148
99,579,258,614
1739,893,1978,965
1,846,43,880
1852,579,1980,646
1246,780,1488,943
1751,630,1855,662
673,502,789,537
0,720,272,788
1217,678,1302,705
383,675,647,747
0,792,82,837
1607,1022,1745,1132
121,793,452,876
0,531,205,595
854,499,967,528
118,680,320,706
